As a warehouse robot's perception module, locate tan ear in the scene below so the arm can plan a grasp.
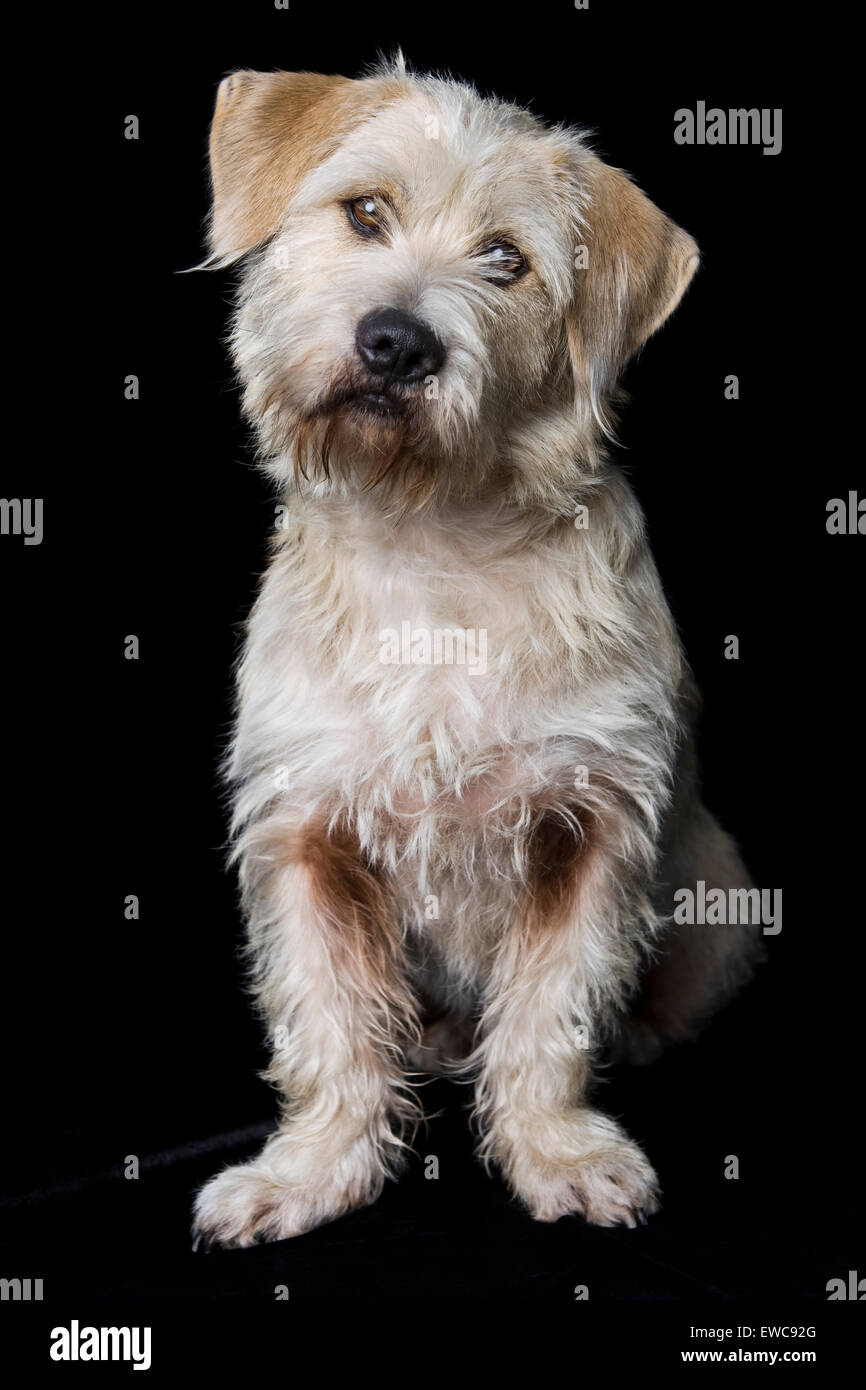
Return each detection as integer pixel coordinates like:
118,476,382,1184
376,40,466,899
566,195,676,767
568,153,699,398
207,69,389,261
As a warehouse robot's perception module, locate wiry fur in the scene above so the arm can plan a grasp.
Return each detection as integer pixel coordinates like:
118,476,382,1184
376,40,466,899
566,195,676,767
192,58,761,1248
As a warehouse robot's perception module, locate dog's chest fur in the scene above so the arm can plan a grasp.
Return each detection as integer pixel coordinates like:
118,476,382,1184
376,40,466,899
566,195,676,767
232,489,681,925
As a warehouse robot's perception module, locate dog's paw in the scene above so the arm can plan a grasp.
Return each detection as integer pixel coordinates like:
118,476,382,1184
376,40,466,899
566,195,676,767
192,1164,320,1249
508,1112,661,1228
192,1157,379,1249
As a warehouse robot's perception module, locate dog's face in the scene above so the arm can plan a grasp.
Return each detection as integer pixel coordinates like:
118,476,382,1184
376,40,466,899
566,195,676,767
207,60,698,508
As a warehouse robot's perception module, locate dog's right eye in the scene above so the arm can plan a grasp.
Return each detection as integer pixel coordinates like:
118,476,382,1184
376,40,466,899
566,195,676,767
345,196,386,238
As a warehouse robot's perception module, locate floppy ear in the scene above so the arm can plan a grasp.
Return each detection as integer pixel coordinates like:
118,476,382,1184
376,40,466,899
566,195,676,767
567,151,699,404
207,69,387,262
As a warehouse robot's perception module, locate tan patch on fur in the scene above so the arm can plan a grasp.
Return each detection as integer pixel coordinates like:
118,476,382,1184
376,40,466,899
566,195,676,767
566,153,699,390
209,69,404,259
291,818,417,1037
527,808,595,927
528,811,589,917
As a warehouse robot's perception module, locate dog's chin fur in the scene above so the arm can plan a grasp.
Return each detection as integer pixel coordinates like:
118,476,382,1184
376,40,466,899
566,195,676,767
261,360,605,516
192,57,762,1251
289,372,440,512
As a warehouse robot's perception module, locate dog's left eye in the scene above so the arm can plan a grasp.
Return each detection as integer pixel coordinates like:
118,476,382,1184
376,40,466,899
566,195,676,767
479,240,529,283
345,195,386,237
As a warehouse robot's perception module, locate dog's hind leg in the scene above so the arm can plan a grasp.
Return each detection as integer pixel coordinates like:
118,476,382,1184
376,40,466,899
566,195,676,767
616,799,765,1066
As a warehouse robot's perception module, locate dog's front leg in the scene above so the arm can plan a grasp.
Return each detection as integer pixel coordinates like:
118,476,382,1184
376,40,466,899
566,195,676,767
473,808,661,1228
193,817,419,1248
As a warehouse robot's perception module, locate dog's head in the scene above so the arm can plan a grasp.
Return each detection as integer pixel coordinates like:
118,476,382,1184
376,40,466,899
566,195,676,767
205,57,698,510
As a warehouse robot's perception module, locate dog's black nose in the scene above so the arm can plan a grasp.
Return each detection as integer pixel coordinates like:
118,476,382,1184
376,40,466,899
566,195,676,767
355,308,445,383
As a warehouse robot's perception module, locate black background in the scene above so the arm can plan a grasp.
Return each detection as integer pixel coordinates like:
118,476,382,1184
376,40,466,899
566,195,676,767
2,0,862,1345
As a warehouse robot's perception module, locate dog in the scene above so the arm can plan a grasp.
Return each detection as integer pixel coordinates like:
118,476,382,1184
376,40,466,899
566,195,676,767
191,55,761,1248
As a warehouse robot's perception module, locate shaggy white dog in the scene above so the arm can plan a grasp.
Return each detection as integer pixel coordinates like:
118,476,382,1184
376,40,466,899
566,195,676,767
192,57,760,1247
